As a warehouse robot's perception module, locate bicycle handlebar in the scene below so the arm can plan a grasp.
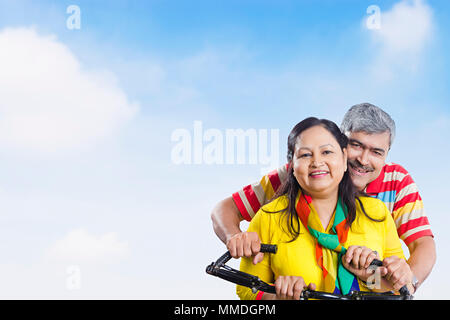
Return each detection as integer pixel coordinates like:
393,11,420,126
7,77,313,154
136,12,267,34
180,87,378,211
213,244,277,267
206,243,413,300
260,244,277,254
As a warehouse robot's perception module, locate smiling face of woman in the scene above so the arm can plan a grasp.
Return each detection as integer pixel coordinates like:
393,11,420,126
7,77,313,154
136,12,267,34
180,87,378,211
292,125,347,198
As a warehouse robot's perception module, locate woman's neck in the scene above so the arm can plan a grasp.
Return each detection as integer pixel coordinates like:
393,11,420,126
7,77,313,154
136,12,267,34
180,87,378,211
310,192,339,230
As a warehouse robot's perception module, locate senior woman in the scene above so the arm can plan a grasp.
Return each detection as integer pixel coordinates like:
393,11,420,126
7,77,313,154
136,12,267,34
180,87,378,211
237,117,412,300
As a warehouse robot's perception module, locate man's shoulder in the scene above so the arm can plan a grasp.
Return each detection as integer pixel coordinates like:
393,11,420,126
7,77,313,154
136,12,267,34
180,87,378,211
378,162,413,185
367,162,412,194
382,162,410,175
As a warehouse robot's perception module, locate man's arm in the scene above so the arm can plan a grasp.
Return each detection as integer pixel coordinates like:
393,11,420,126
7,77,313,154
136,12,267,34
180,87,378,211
211,196,244,244
211,165,288,261
211,196,264,263
407,236,436,289
386,164,435,292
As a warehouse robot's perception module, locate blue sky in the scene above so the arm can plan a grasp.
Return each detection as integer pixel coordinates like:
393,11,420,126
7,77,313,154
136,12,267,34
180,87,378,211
0,0,448,299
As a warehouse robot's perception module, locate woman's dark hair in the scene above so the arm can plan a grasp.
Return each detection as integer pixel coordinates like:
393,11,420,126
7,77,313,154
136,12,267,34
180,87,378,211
264,117,380,241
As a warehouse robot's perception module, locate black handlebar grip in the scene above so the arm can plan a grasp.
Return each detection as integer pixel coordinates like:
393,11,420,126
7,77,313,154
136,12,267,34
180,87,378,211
260,244,277,254
369,259,383,267
399,286,410,297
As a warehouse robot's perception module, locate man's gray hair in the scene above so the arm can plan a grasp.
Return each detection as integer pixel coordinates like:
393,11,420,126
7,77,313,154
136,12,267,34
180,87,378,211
340,103,396,147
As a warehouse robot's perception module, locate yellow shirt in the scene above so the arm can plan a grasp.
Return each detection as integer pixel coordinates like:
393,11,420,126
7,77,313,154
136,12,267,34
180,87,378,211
237,195,405,300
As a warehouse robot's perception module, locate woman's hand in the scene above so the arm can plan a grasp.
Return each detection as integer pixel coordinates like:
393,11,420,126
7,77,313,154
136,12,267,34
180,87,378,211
226,231,264,264
342,245,380,282
262,276,316,300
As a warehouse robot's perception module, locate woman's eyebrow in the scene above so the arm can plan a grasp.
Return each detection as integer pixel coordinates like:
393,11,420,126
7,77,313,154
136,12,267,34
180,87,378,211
297,144,335,151
319,144,335,149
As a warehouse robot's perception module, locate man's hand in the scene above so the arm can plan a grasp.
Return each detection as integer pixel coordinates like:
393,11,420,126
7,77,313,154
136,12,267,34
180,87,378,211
226,231,264,265
382,255,414,293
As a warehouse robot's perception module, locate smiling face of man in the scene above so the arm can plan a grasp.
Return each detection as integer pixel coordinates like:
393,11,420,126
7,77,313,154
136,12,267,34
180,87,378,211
346,130,390,191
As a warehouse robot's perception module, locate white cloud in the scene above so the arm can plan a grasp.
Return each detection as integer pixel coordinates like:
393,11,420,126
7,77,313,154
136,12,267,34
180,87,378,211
45,228,129,264
366,0,433,80
376,0,432,53
0,27,139,153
